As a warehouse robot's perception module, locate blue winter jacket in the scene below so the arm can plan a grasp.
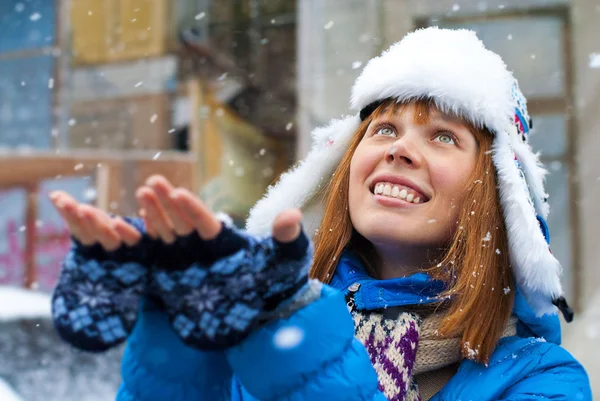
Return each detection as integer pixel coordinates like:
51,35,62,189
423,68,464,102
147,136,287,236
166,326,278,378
115,250,591,401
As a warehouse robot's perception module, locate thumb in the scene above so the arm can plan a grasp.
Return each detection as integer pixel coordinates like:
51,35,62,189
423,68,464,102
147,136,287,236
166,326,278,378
272,209,303,243
272,209,310,261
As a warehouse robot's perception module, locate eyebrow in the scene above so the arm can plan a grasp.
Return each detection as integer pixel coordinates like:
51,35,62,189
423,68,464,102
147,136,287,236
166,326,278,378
428,111,464,125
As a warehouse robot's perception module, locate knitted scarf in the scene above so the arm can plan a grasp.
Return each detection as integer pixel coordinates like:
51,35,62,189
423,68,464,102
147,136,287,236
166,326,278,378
349,299,517,401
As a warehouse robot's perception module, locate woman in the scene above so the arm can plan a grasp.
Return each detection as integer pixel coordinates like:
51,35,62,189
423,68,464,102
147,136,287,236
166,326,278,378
50,27,591,400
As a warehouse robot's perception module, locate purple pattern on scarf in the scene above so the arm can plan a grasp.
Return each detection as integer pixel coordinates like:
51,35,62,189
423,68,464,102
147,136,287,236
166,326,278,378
354,311,422,401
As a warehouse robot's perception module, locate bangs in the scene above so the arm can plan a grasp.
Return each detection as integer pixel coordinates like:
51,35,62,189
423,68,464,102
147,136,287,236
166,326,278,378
369,98,486,145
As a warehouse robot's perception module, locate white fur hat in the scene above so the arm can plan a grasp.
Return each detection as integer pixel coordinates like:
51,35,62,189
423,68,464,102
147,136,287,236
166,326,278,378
246,27,571,319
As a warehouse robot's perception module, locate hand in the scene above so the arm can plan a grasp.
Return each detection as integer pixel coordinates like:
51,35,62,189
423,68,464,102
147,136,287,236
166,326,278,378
50,193,151,351
49,191,142,252
136,175,302,245
137,175,313,349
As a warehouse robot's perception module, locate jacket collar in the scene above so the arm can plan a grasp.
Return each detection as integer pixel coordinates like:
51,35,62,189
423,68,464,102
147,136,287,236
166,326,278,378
329,250,446,311
330,249,562,344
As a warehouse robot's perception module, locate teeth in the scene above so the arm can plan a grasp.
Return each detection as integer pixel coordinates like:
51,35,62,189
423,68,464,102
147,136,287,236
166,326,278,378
373,181,425,203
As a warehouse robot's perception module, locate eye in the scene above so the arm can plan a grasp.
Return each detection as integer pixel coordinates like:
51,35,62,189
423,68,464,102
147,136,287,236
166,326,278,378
375,126,396,137
434,132,456,145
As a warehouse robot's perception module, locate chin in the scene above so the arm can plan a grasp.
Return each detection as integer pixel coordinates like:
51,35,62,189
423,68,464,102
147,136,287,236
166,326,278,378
354,213,452,250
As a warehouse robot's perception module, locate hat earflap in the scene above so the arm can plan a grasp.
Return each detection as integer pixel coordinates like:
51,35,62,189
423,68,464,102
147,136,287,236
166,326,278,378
246,115,361,237
492,127,563,316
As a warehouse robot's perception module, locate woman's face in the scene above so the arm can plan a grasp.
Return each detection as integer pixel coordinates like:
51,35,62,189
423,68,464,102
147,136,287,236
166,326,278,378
348,103,479,255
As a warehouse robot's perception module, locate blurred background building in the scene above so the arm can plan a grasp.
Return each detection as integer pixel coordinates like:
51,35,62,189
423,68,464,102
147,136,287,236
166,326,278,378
0,0,598,399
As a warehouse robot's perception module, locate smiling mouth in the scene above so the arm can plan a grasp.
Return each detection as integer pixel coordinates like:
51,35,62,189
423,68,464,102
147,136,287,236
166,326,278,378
369,182,430,204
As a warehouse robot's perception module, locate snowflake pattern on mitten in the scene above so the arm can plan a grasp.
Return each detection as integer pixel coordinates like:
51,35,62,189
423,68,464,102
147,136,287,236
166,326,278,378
149,223,313,350
52,217,151,352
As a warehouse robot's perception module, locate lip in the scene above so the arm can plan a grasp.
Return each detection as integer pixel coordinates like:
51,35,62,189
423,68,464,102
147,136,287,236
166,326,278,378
369,173,431,202
372,194,422,208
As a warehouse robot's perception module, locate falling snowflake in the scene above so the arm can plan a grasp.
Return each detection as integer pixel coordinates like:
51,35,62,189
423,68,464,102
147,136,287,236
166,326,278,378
503,286,511,295
483,232,492,242
324,21,334,30
152,152,162,160
589,53,600,69
150,114,157,123
452,4,460,11
273,325,304,349
84,187,97,201
195,12,206,20
495,249,501,255
463,341,479,359
30,12,41,21
352,61,363,69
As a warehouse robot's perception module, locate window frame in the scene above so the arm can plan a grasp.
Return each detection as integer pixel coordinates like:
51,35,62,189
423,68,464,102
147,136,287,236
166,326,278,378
415,5,581,310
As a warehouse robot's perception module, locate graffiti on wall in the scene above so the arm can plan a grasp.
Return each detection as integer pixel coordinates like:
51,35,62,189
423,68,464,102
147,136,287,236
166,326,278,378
0,177,92,292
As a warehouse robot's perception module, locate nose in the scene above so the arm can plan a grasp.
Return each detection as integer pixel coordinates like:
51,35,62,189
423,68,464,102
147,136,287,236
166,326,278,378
384,134,423,168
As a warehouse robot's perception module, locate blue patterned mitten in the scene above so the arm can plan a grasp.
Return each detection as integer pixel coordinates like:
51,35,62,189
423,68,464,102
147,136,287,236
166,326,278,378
149,222,314,350
52,217,152,352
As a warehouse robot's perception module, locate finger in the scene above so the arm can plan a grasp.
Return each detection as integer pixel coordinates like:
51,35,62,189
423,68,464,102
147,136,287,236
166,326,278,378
272,209,303,243
112,217,142,247
170,188,222,240
136,187,176,244
78,205,122,251
49,192,94,245
146,175,194,236
138,208,158,239
272,209,309,261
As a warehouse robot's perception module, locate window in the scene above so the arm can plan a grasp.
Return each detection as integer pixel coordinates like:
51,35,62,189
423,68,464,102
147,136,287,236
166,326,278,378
417,7,578,303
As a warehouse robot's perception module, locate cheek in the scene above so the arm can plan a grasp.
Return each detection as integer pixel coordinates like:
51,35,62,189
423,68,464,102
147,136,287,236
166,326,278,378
349,147,376,191
430,159,474,201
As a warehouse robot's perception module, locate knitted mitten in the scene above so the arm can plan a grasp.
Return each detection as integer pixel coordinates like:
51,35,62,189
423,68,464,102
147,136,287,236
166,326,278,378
148,221,313,350
52,217,152,351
